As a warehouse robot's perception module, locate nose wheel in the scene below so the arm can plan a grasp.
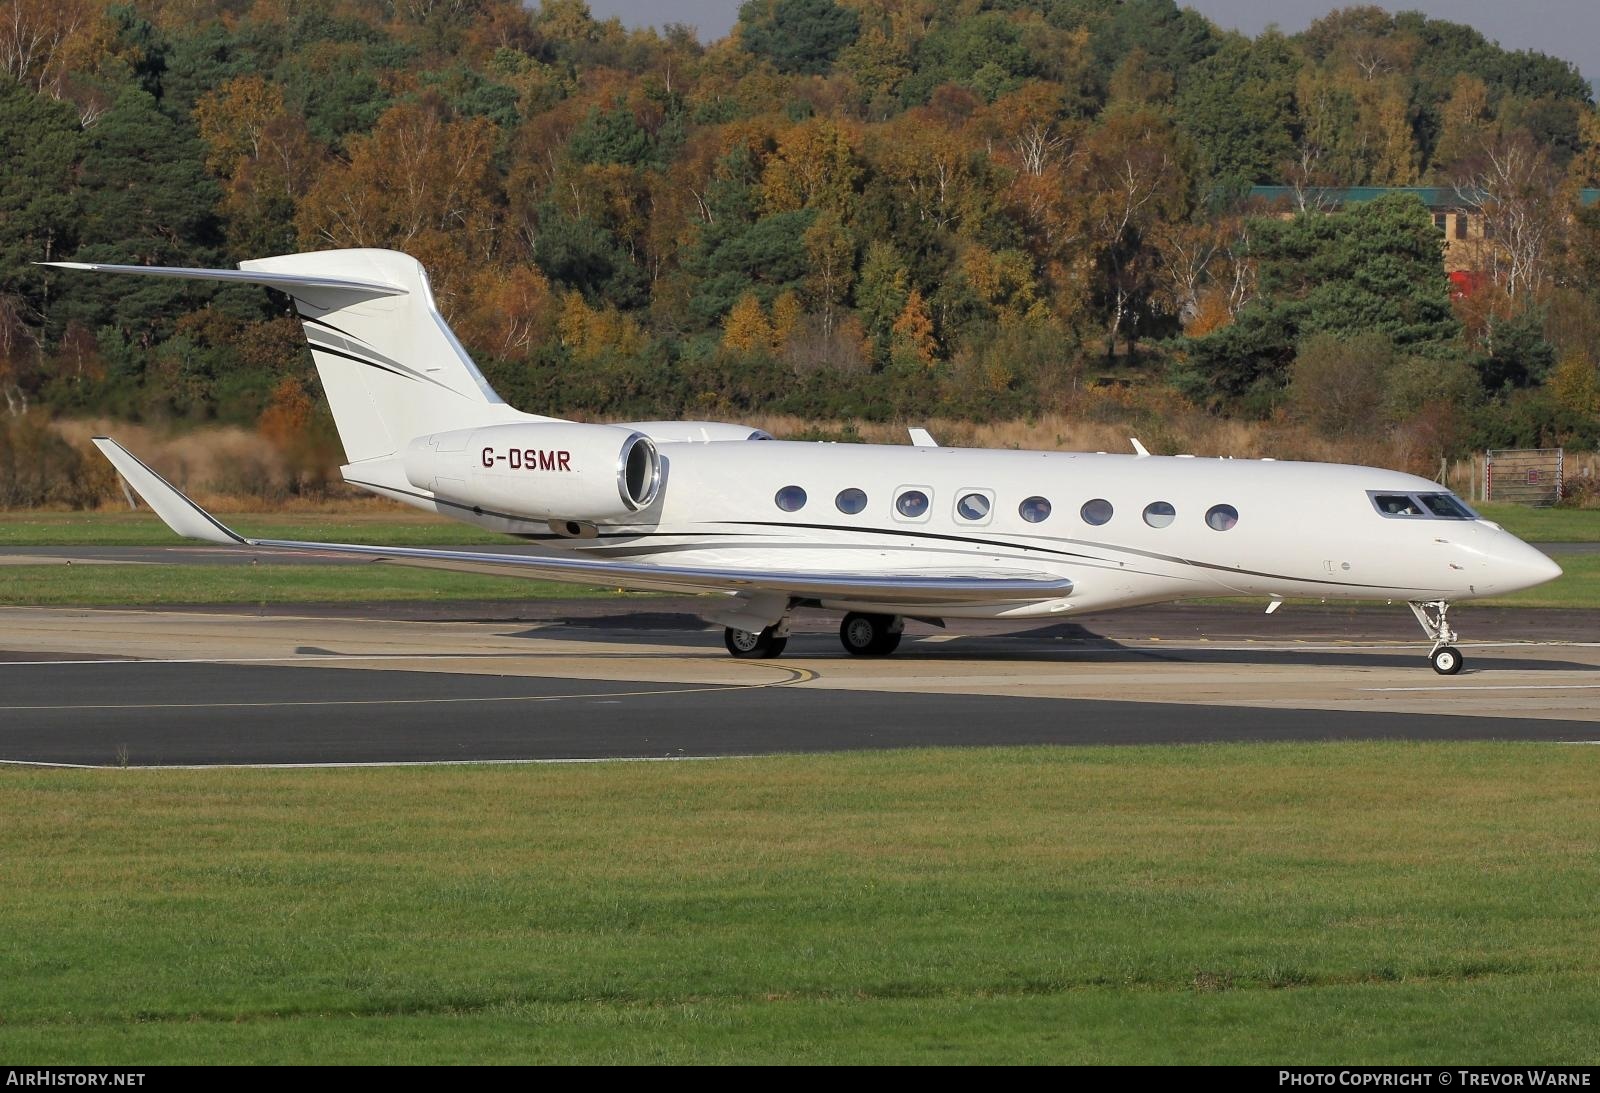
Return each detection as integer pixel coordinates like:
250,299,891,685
839,612,903,656
1410,600,1464,674
1429,645,1463,675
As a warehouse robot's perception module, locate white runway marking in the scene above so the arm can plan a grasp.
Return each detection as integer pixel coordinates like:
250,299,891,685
0,653,560,667
0,754,759,771
0,684,764,716
1200,640,1595,653
1362,683,1600,693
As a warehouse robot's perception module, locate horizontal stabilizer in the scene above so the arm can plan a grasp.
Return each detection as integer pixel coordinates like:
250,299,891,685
93,438,1072,607
40,261,406,300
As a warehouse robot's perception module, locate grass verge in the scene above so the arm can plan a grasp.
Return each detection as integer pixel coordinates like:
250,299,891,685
0,743,1596,1064
0,564,621,605
1476,503,1600,543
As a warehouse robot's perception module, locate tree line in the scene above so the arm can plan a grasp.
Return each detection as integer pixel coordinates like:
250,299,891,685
1,0,1599,490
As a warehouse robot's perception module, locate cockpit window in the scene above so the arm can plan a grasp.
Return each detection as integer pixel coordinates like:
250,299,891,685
1370,491,1477,520
1373,494,1424,516
1418,493,1477,519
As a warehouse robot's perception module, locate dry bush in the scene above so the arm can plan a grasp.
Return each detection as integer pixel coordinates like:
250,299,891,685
741,397,1474,477
781,314,871,375
0,412,115,509
46,419,388,512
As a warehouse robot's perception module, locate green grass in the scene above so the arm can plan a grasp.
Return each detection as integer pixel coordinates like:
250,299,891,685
1476,503,1600,542
0,564,621,604
0,743,1597,1063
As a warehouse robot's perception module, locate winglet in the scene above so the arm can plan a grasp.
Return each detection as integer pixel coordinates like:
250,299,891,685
908,427,938,448
1130,437,1150,457
91,438,245,545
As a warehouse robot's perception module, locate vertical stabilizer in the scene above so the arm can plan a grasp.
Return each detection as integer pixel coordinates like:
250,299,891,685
239,249,547,463
46,249,554,466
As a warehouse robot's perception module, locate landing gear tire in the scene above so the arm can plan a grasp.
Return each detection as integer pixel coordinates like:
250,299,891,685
1410,601,1464,675
839,613,903,656
1430,645,1464,675
724,625,788,659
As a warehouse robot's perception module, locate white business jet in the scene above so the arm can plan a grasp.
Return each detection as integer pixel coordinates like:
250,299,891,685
50,249,1562,674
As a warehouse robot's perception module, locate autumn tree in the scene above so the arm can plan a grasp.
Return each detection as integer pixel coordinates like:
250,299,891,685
1550,349,1600,416
959,246,1047,328
557,290,646,361
1452,132,1561,304
872,109,994,236
1148,218,1227,328
194,75,323,257
890,288,937,365
837,25,909,107
194,76,288,178
456,265,556,359
1430,74,1492,176
0,0,98,96
296,99,501,308
721,291,772,353
855,240,909,354
760,119,859,216
1081,109,1190,353
801,211,853,339
0,292,39,416
982,81,1079,178
5,0,1598,451
770,289,801,350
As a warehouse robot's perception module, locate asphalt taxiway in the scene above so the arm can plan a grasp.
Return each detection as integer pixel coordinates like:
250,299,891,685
2,600,1597,767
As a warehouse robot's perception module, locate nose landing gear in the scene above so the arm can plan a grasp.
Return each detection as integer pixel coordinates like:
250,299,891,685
1409,600,1463,675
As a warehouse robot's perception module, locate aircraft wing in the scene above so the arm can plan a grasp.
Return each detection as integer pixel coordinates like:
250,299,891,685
94,438,1072,606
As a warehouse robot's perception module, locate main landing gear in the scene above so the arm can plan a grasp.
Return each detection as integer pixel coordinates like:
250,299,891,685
839,612,903,657
1409,600,1463,675
722,613,909,658
724,621,789,658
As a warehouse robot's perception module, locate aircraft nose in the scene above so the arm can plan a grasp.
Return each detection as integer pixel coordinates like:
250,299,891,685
1488,539,1563,594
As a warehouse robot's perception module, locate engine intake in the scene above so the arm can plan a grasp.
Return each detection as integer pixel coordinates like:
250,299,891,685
403,422,661,522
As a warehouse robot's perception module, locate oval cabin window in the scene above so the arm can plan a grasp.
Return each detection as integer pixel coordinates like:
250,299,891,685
774,485,807,512
1019,497,1052,523
1080,498,1113,526
956,492,992,521
1143,501,1176,528
896,490,930,518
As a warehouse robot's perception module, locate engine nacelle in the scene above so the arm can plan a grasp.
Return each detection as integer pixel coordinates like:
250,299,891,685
403,422,661,522
619,420,774,443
